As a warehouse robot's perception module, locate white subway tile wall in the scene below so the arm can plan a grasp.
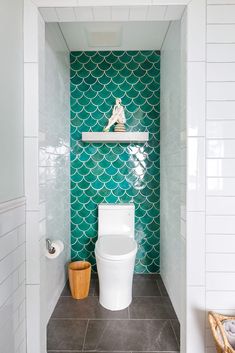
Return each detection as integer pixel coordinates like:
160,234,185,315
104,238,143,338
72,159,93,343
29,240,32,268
207,101,235,119
187,62,206,137
207,44,235,62
20,2,235,353
160,19,183,320
23,3,70,351
207,4,235,23
182,2,207,353
187,0,206,61
207,82,235,101
207,24,235,43
187,137,206,211
24,3,41,352
0,202,26,353
187,212,206,286
38,20,70,353
206,2,235,352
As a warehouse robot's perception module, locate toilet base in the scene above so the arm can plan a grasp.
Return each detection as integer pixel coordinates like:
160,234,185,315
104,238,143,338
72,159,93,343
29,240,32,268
95,251,136,311
99,297,132,311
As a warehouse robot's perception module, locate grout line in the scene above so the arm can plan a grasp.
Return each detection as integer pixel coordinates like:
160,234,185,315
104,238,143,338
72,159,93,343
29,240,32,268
0,280,26,312
207,21,235,25
207,21,235,24
59,294,168,298
207,80,235,83
208,3,235,6
207,61,235,64
206,214,235,216
82,319,89,352
206,270,235,273
206,289,235,292
47,351,179,353
206,155,235,160
206,250,235,254
169,319,180,350
207,99,235,102
50,318,178,321
206,195,235,198
155,278,163,296
207,42,235,44
0,243,25,274
0,222,25,239
206,176,235,179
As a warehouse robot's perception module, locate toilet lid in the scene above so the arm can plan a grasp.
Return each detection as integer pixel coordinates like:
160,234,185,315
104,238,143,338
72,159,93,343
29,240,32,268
95,235,137,261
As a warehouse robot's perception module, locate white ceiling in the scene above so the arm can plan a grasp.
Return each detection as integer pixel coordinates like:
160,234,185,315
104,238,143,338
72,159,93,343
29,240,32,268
35,0,190,6
40,5,185,51
59,21,169,51
39,5,185,22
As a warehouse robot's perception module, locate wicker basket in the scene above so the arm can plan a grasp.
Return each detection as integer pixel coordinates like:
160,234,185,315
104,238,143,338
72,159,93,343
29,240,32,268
208,311,235,353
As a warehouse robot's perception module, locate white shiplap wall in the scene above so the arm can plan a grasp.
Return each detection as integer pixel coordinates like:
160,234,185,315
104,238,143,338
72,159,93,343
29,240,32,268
0,200,26,353
0,0,24,202
206,2,235,353
0,0,26,352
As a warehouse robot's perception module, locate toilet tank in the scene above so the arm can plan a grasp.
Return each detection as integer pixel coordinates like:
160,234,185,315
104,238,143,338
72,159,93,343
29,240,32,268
98,204,135,238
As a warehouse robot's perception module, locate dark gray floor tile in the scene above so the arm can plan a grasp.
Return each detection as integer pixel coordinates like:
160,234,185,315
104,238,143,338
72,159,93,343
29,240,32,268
94,280,99,296
134,273,160,280
171,319,180,347
157,277,169,296
129,297,177,319
60,282,71,296
61,279,96,297
137,351,180,353
132,278,161,296
48,275,180,352
52,296,128,319
84,319,178,351
47,319,87,351
94,275,161,297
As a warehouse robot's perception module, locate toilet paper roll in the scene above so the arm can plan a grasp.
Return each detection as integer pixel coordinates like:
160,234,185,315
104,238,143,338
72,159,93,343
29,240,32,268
45,240,64,259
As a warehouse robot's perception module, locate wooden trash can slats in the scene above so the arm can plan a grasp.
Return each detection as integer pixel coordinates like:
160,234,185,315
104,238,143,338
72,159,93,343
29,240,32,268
68,261,91,299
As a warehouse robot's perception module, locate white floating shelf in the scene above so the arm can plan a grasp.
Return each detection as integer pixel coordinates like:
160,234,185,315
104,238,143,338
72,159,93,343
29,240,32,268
82,132,149,143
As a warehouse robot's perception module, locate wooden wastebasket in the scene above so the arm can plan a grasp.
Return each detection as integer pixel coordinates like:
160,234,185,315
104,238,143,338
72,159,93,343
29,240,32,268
68,261,91,299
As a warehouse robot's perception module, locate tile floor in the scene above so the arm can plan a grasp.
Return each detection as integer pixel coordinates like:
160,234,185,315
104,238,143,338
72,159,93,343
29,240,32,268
47,274,180,353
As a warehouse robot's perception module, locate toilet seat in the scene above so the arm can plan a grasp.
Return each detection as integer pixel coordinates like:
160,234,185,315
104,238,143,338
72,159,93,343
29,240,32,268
95,235,137,261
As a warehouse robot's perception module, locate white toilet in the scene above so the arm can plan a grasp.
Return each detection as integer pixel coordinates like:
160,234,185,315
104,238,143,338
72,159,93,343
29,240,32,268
95,203,137,311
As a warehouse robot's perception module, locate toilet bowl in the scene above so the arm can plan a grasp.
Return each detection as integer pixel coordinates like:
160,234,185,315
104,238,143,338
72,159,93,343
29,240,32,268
95,204,137,311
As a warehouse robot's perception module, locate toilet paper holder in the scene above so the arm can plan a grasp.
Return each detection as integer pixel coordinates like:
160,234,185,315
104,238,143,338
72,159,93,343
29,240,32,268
46,239,56,254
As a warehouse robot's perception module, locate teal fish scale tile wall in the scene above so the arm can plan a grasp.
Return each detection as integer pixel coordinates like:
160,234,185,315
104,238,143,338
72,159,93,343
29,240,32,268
70,51,160,273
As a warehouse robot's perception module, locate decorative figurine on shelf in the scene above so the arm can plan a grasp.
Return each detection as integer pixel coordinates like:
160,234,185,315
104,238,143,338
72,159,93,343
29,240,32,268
103,98,126,132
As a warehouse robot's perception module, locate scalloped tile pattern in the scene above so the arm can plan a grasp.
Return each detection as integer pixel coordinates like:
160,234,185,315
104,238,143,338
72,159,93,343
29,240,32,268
70,51,160,273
